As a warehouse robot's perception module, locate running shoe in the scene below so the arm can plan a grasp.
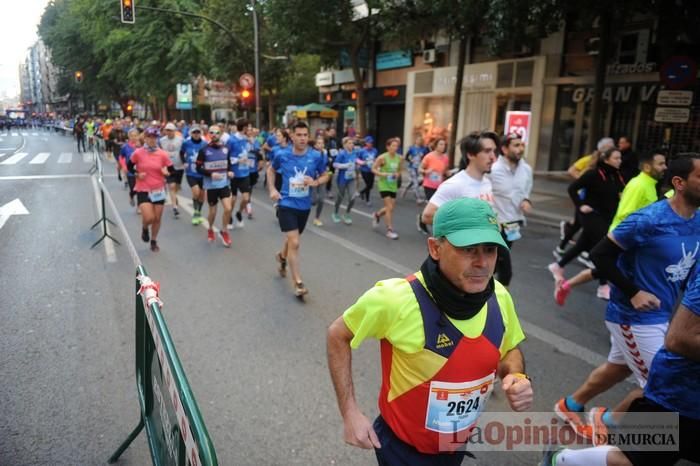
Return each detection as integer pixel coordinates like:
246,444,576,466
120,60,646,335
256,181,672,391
577,254,595,269
343,214,352,225
129,196,135,207
312,218,323,227
332,213,341,223
547,262,565,282
219,230,232,248
588,407,610,446
294,281,309,297
173,207,180,218
227,220,234,230
276,253,287,277
207,229,215,242
372,212,380,229
555,280,571,306
596,284,611,300
150,240,159,252
417,214,429,235
191,215,199,225
246,203,254,220
141,227,150,243
553,398,591,440
386,229,399,240
235,211,244,228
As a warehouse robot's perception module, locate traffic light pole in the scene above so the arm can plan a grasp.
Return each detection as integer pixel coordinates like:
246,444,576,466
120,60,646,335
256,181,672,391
251,0,261,129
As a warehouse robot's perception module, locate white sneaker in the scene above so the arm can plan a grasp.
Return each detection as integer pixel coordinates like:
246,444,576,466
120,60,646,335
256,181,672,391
227,222,234,230
548,262,565,282
386,229,399,240
372,213,380,229
596,284,611,300
236,219,244,228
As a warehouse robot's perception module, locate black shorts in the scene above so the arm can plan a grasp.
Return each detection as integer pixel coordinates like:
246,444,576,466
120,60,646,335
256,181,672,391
380,190,397,199
230,176,251,194
136,191,165,206
424,186,437,200
207,187,232,206
274,172,283,192
278,207,310,234
621,397,700,466
167,169,184,185
186,175,203,189
249,172,259,187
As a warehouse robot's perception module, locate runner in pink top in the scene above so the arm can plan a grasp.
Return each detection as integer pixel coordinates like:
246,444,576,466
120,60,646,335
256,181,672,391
127,127,174,252
420,138,450,197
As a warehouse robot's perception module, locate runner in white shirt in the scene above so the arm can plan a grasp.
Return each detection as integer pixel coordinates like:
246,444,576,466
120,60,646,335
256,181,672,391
420,130,498,227
489,133,532,286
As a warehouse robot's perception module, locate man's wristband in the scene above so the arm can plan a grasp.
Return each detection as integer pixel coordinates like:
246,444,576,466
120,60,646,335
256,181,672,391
511,372,531,383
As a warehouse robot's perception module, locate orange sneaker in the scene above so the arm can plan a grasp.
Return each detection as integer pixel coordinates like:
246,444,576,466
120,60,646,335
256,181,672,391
588,407,610,446
554,398,592,440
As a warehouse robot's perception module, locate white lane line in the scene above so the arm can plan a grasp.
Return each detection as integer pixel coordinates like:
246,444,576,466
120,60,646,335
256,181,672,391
176,194,220,234
11,133,18,136
91,176,117,263
57,152,72,164
0,174,117,180
322,198,373,219
29,152,51,164
0,153,5,159
1,152,29,165
253,198,610,369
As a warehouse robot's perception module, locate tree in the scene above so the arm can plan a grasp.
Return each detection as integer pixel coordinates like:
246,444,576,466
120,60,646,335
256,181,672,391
266,0,381,136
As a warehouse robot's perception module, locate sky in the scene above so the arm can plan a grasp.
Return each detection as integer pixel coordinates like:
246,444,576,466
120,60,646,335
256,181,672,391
0,0,51,99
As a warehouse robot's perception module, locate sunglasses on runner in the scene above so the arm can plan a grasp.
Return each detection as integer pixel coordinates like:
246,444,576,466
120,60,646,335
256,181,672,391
209,130,221,135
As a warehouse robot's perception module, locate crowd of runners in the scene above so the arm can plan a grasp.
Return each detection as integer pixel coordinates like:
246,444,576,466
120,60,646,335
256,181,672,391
60,111,699,465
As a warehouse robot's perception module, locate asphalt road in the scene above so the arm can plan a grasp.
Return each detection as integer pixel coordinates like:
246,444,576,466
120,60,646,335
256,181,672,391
0,130,641,466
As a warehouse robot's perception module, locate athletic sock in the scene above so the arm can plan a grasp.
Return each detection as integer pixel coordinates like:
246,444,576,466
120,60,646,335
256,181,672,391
554,446,614,466
565,395,584,412
602,411,617,427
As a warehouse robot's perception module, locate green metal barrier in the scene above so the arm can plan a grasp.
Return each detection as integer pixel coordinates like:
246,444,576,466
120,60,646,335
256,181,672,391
109,266,218,465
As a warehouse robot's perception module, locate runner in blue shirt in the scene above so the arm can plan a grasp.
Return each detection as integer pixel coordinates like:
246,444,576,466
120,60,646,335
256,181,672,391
119,128,141,208
267,121,329,298
554,153,700,443
332,137,360,224
402,134,429,202
226,119,253,229
542,268,700,466
247,130,263,219
180,125,208,224
358,136,378,205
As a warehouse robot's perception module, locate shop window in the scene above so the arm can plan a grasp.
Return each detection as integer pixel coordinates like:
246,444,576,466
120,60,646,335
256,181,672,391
415,71,434,94
411,96,453,145
497,63,514,88
494,94,531,136
615,30,649,65
515,61,534,87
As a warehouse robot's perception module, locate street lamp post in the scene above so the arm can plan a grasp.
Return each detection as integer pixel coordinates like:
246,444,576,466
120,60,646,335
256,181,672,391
251,0,261,129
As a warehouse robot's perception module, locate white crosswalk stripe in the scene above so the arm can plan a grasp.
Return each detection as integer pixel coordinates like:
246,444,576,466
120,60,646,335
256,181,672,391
21,132,28,136
11,133,18,136
82,152,93,163
0,153,6,159
57,152,72,164
1,152,29,165
31,133,38,136
29,152,51,164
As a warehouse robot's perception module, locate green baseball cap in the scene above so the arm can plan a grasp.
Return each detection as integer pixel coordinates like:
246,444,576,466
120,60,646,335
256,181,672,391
433,198,508,249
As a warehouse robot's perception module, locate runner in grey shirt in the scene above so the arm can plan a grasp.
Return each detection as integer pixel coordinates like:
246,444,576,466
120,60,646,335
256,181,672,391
160,122,185,218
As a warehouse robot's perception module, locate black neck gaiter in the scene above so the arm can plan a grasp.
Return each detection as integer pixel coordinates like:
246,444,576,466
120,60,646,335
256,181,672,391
420,256,495,320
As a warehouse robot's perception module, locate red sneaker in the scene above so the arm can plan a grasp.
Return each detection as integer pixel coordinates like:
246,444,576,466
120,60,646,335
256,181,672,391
555,280,572,306
207,229,215,242
219,230,232,248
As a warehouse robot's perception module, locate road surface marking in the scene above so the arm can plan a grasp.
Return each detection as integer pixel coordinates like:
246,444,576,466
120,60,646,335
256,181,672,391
29,152,51,164
32,132,38,136
21,132,28,136
1,152,29,165
91,176,117,263
82,152,93,163
0,198,29,230
57,153,72,164
11,133,18,136
0,174,118,180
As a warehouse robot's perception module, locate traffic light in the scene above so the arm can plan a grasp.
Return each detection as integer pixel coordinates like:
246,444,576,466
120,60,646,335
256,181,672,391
240,89,252,108
121,0,135,24
74,71,83,83
125,103,133,116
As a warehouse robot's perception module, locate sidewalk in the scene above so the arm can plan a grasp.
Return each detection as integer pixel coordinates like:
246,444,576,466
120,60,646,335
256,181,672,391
527,174,573,228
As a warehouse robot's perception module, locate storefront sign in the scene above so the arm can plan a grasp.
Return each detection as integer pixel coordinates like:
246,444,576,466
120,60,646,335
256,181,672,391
315,71,333,87
571,84,658,103
657,90,694,106
607,63,656,75
654,107,690,123
376,50,413,71
504,111,531,143
334,69,357,84
432,63,496,94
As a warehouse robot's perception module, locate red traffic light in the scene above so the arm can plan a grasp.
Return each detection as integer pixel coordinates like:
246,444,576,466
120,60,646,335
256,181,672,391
74,71,83,83
241,89,251,99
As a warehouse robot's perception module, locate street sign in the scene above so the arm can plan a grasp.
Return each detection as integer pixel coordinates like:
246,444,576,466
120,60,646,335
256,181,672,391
654,107,690,123
504,111,531,144
176,83,193,110
239,73,255,89
660,56,697,90
656,90,693,106
0,198,29,230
